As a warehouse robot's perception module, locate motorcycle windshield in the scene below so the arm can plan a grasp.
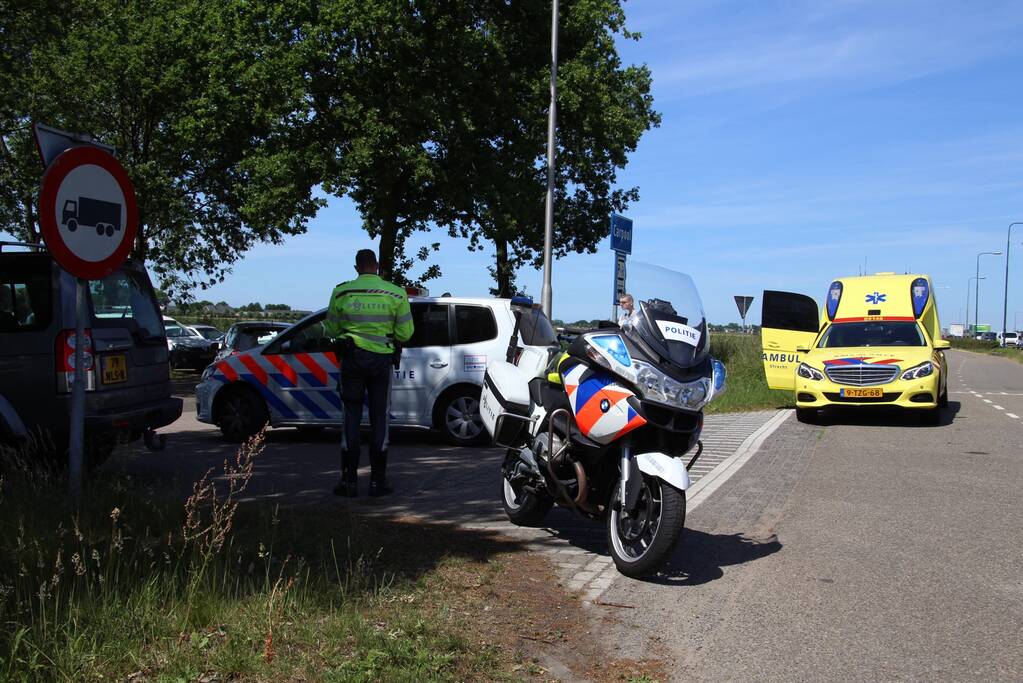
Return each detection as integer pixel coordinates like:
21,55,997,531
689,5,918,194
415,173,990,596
622,261,709,369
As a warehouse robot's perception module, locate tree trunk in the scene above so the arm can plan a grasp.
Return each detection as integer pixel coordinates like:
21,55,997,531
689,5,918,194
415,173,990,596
377,211,397,281
494,236,514,297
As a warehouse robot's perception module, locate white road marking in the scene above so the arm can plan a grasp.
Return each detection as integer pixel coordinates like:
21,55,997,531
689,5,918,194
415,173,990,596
983,399,992,403
1007,413,1020,419
993,405,1005,411
687,409,793,512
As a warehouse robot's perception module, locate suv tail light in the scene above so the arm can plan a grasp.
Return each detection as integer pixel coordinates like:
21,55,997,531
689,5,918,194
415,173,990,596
55,330,96,393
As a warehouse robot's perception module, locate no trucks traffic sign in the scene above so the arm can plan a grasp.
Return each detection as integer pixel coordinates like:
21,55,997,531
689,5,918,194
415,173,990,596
37,146,138,280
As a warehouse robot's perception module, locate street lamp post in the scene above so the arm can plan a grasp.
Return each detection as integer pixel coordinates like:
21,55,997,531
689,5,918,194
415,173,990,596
967,276,985,332
1000,223,1022,342
975,251,1002,334
539,0,560,318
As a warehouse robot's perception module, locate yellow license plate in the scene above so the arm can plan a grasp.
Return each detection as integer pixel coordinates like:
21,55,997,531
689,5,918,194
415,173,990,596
102,354,127,384
841,387,882,398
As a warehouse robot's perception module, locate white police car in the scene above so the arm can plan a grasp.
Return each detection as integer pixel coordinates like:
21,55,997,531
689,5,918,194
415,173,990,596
195,295,559,446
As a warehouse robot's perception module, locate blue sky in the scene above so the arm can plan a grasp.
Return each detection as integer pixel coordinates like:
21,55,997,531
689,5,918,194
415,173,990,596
15,1,1023,328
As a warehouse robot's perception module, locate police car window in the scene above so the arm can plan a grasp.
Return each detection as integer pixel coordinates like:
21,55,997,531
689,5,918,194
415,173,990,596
0,256,52,332
516,307,558,346
454,305,497,345
405,304,450,348
88,270,164,339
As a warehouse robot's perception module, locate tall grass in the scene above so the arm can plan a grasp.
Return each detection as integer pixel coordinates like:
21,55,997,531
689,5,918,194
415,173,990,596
0,433,501,681
708,333,794,413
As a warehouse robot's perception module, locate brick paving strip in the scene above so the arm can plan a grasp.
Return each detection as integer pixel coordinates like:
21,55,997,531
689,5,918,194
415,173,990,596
353,409,791,603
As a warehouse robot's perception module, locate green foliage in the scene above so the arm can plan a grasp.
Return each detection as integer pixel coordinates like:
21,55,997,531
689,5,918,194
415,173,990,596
1,0,323,297
707,333,794,414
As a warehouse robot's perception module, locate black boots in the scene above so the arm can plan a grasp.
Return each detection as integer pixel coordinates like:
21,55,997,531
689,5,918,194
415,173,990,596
333,464,358,497
334,452,392,497
368,451,391,497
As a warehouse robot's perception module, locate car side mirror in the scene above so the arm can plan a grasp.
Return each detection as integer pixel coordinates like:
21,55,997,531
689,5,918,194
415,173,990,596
796,346,810,354
934,339,951,350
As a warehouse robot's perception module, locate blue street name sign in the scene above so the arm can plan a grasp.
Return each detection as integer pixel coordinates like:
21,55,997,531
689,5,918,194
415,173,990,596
610,214,633,254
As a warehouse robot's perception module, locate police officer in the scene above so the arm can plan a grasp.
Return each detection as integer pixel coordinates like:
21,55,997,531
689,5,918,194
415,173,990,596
324,249,414,497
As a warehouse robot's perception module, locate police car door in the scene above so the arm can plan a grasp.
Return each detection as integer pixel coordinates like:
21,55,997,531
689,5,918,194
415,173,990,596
761,290,820,390
262,313,342,423
390,302,452,424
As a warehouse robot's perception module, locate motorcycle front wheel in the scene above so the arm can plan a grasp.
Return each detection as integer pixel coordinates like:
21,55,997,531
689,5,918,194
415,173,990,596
606,473,686,578
501,451,553,527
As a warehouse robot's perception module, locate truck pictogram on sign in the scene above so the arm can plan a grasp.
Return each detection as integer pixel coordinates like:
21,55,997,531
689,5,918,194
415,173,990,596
62,197,122,237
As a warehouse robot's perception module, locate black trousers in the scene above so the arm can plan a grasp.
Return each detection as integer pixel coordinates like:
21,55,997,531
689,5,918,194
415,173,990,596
339,347,392,480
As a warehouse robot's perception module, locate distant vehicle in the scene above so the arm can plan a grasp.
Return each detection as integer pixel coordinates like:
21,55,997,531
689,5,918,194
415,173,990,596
62,197,122,237
0,241,180,467
188,324,225,342
163,316,218,372
196,296,554,446
762,273,949,425
976,331,997,342
948,323,965,338
214,321,291,363
997,331,1019,348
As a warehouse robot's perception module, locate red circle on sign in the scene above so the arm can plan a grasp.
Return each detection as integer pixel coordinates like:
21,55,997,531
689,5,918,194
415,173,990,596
38,146,138,280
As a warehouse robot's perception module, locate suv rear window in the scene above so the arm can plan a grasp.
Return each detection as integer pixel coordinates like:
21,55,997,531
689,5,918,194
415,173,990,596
0,254,53,332
516,306,558,346
88,270,164,339
454,305,497,345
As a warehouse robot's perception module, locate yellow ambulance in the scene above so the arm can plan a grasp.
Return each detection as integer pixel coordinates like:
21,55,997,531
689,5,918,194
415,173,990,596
761,273,949,425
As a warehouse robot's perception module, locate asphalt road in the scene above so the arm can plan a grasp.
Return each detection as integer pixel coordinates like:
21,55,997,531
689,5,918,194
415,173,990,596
597,349,1023,681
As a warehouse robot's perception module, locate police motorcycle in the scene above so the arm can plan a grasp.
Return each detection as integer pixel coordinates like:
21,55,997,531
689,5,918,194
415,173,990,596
480,263,726,577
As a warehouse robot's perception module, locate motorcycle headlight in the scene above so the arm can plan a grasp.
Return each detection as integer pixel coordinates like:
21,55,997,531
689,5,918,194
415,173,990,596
633,360,711,411
900,361,933,381
797,362,825,381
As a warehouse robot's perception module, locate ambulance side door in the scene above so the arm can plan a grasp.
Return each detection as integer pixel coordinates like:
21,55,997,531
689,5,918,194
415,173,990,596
391,303,452,424
761,290,821,391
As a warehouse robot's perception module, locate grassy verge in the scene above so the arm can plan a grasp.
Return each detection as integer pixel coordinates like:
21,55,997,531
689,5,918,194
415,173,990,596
949,337,1023,364
0,435,545,682
707,333,794,414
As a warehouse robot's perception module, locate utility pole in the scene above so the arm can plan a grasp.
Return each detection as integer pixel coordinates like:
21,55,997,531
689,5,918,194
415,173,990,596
1001,223,1022,342
975,251,1002,334
540,0,559,318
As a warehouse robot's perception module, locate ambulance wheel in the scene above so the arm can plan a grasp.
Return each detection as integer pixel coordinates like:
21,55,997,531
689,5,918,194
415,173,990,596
217,386,268,442
436,386,486,446
939,386,949,408
796,407,817,424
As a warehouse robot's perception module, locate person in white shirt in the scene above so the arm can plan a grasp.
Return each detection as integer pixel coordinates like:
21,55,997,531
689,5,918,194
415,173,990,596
618,293,636,326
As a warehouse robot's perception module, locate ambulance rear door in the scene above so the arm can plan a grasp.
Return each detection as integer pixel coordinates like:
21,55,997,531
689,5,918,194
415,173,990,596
761,290,821,391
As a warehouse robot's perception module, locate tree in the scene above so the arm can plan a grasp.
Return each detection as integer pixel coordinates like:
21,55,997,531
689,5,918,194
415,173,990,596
0,0,324,297
442,0,658,296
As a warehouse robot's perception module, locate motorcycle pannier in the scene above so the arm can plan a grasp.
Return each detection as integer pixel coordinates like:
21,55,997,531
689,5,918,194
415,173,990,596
480,361,532,446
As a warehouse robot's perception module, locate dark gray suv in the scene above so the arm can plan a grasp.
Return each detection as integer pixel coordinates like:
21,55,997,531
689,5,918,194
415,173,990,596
0,242,181,466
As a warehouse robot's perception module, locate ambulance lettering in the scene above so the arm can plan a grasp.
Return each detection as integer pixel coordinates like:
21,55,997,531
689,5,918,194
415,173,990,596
762,352,800,364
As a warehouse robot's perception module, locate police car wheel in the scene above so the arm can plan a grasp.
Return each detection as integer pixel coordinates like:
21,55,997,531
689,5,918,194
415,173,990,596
438,388,486,446
218,387,268,442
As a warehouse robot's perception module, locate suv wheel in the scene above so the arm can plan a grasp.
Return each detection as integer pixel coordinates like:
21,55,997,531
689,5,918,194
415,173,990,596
218,387,269,442
437,387,486,446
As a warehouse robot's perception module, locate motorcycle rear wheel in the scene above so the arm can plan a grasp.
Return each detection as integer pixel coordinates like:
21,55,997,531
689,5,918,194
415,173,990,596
606,473,686,578
501,452,553,527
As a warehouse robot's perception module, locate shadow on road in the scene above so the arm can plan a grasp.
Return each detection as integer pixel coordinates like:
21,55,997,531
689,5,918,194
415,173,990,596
646,529,782,586
816,400,961,428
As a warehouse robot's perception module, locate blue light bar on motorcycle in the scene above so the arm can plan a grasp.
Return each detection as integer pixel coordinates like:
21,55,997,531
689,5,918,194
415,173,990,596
590,334,632,368
910,277,929,319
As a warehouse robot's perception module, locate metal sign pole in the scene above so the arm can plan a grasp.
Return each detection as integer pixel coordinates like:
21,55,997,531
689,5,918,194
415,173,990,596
68,278,86,500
